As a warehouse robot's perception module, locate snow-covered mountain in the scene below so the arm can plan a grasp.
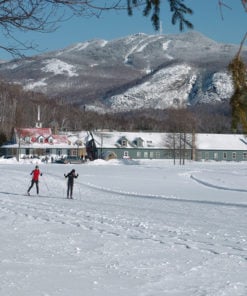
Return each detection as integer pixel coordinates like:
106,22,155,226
0,31,246,112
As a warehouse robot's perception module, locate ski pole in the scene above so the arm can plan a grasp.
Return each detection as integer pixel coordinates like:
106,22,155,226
42,175,50,196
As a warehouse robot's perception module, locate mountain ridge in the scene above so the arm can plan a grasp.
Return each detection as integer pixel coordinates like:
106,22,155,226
0,31,246,112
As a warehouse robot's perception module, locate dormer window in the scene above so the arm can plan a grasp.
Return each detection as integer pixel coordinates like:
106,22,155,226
24,136,30,143
116,136,129,148
121,139,127,147
46,136,54,144
39,136,44,143
134,137,144,147
76,140,83,146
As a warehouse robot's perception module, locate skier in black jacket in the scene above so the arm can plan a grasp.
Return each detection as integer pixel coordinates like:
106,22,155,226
64,169,78,199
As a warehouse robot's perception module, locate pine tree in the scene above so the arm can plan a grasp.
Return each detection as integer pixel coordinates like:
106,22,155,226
228,33,247,132
127,0,193,31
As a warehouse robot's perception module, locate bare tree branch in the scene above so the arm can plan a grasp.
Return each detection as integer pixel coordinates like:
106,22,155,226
236,31,247,59
242,0,247,12
218,0,232,20
0,1,245,57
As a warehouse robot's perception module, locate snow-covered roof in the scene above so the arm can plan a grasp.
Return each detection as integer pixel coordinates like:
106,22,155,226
4,130,247,151
196,134,247,150
93,131,247,151
92,131,166,148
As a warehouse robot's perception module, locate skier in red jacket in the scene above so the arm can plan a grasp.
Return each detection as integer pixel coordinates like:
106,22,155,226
27,165,42,195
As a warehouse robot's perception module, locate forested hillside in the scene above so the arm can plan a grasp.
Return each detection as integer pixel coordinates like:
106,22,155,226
0,80,232,144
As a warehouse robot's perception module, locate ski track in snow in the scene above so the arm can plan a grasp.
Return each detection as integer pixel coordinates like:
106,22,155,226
191,174,247,193
0,164,246,251
124,35,163,64
1,187,247,264
1,162,247,295
2,166,247,208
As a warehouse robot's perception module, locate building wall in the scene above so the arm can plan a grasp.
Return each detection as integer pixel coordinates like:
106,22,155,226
196,150,247,161
99,148,193,160
3,147,73,160
2,146,247,162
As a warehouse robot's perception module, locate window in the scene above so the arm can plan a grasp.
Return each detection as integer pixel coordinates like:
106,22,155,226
213,152,218,160
156,152,160,159
223,152,227,159
197,151,202,160
57,149,62,156
243,152,247,160
232,152,236,160
76,140,82,146
25,136,30,143
39,137,44,143
136,151,141,158
71,149,77,156
123,151,129,158
136,139,143,147
149,151,154,159
205,152,209,160
168,151,173,158
122,140,127,147
144,152,148,158
48,137,53,144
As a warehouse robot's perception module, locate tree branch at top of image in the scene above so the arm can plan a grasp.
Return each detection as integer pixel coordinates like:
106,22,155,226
0,0,245,57
241,0,247,12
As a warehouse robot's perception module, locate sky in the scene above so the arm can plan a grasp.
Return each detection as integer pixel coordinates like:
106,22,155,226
0,0,246,60
0,158,247,295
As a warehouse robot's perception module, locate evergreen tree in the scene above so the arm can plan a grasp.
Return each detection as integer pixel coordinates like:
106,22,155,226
127,0,193,31
228,33,247,132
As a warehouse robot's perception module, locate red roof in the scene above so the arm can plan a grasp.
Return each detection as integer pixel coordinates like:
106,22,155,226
15,128,52,138
14,127,69,145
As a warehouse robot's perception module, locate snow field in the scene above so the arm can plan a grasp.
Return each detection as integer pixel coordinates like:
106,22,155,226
0,159,247,296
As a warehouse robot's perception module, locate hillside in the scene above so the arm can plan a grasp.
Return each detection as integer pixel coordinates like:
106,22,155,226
0,31,246,112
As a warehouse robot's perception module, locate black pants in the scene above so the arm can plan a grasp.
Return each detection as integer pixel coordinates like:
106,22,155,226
28,180,39,194
67,182,74,198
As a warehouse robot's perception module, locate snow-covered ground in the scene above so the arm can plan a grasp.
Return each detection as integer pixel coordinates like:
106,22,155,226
0,158,247,296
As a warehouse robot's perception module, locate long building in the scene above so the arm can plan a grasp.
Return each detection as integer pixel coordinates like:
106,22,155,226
1,128,247,162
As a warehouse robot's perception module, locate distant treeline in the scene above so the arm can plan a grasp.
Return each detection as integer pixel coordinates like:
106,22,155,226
0,80,233,144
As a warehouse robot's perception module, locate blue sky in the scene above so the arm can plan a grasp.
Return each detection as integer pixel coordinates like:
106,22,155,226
0,0,246,60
